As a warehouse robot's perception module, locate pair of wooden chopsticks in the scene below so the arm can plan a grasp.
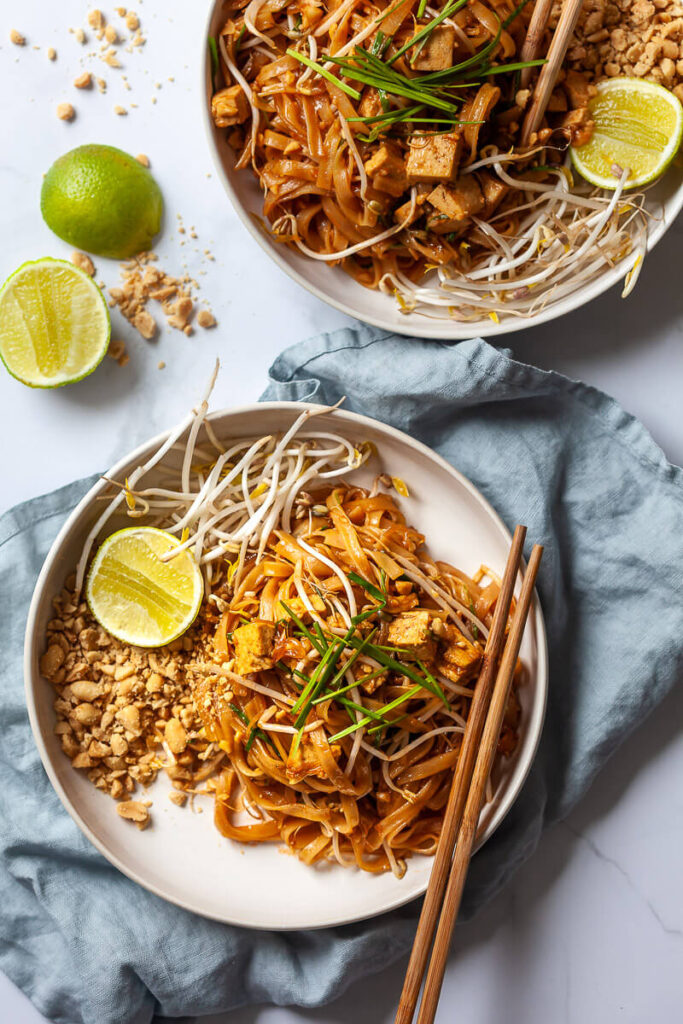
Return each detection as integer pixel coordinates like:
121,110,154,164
521,0,586,145
395,525,543,1024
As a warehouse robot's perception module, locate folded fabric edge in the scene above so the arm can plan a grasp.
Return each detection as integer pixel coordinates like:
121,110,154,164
264,325,683,494
0,475,100,551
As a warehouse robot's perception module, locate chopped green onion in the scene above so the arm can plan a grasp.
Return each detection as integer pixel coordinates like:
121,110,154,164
208,36,218,81
287,48,362,100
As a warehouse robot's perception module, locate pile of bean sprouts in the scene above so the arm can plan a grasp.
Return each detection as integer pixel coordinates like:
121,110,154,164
75,366,367,596
380,155,650,322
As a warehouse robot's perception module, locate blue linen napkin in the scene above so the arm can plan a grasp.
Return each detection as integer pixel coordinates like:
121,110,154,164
1,326,682,1024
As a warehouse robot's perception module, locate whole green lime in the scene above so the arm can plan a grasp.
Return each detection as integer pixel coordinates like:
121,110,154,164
41,144,163,259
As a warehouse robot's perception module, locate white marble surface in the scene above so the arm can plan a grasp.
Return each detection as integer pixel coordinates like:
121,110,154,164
1,1,682,1022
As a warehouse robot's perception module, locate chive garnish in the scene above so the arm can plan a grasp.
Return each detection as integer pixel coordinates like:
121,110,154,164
286,48,362,100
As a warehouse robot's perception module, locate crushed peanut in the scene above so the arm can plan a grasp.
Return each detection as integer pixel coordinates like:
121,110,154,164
108,254,212,340
10,29,25,45
47,46,57,60
40,578,224,828
88,9,105,34
114,104,127,115
104,24,118,44
197,310,216,329
57,102,76,121
74,71,92,89
135,153,150,167
116,801,150,829
126,11,140,31
75,27,86,44
72,251,95,276
553,0,683,97
107,339,128,367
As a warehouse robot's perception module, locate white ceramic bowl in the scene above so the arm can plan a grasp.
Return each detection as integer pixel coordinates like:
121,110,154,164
25,403,548,929
201,0,683,340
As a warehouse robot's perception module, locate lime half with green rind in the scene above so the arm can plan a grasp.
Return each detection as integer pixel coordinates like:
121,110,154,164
571,78,683,190
86,527,204,648
0,258,110,388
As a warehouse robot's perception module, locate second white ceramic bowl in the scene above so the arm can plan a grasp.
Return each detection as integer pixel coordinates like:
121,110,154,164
201,0,683,340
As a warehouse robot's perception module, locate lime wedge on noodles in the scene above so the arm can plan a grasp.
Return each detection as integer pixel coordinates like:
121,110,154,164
0,258,110,388
571,78,683,190
86,527,204,648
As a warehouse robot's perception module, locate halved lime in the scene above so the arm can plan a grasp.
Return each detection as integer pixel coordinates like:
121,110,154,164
571,78,683,190
86,527,204,648
0,258,110,388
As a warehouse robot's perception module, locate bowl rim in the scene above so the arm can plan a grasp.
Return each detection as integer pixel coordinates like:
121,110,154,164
200,0,683,340
24,401,548,928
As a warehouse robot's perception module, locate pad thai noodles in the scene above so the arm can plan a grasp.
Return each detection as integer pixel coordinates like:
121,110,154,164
208,0,682,322
41,385,525,875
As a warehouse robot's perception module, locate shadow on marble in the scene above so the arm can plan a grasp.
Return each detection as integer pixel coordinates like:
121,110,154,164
45,325,144,412
505,213,683,371
153,673,683,1024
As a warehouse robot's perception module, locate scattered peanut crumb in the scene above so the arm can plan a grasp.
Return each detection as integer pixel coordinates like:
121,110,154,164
10,29,25,46
72,251,95,276
168,790,187,807
74,71,92,89
114,104,127,115
57,102,76,121
47,46,57,60
75,27,86,44
107,339,128,366
103,49,121,67
117,801,150,829
197,310,216,329
126,11,139,31
109,254,203,341
88,9,105,32
105,24,118,43
135,153,150,167
115,6,127,15
96,77,107,93
158,360,166,370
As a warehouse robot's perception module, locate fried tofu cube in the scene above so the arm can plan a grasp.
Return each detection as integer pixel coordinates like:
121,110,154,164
563,70,597,111
394,196,421,225
436,623,482,683
364,142,408,197
386,610,436,662
478,172,508,217
428,177,484,221
233,621,275,675
358,87,383,119
211,84,249,128
406,132,462,185
394,185,431,225
425,177,484,233
411,26,455,71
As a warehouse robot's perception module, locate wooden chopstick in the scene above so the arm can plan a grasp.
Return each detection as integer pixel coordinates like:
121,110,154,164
394,525,527,1024
415,544,544,1024
521,0,585,145
519,0,554,88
